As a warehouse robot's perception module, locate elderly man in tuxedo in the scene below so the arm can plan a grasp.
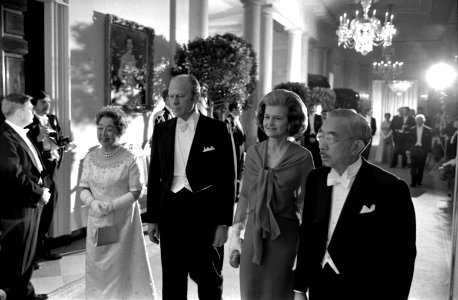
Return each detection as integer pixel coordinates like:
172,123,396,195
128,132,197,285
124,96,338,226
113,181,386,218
0,93,51,300
294,109,416,300
147,74,236,299
408,114,432,187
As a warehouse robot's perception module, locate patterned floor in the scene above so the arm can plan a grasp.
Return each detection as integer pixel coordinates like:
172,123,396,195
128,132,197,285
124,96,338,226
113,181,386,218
31,160,453,299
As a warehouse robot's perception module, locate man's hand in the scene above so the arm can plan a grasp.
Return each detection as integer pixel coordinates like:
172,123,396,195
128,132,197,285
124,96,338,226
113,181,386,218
213,225,228,248
40,188,51,205
148,223,160,244
294,292,308,300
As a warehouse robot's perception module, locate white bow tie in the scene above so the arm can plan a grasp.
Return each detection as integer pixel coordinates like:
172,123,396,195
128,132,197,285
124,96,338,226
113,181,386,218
178,118,193,132
327,171,350,188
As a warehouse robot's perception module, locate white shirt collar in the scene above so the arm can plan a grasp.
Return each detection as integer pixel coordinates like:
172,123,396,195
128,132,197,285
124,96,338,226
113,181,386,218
5,119,29,135
177,111,199,132
330,157,363,181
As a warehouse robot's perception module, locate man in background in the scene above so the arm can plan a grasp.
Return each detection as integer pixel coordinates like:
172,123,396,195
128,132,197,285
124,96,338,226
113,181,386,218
225,102,245,201
408,114,432,187
303,103,323,167
361,108,376,160
26,91,64,264
0,93,51,300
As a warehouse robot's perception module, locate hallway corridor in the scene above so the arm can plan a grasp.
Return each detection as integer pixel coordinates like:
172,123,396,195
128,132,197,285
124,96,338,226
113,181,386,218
31,156,454,299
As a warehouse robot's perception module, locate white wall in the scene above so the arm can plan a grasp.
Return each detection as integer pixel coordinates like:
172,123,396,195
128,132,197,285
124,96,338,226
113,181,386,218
68,0,189,231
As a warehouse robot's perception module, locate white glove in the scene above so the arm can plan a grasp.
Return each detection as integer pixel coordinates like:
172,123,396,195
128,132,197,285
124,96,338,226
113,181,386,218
89,200,109,217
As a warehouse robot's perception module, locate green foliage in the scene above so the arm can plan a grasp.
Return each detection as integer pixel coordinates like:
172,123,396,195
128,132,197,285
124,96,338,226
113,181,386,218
273,81,310,106
307,74,330,89
171,33,257,110
310,87,336,111
333,88,360,111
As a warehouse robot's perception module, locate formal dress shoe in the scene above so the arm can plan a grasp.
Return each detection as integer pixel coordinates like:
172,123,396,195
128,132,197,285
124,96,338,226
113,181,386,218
29,294,48,300
37,252,62,262
33,263,41,270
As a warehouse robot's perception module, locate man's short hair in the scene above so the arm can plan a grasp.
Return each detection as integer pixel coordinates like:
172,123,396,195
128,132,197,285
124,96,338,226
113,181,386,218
1,93,32,117
415,114,426,122
256,89,307,138
328,109,372,146
30,90,50,106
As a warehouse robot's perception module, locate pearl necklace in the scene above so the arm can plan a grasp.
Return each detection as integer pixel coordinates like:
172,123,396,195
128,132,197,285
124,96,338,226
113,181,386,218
101,146,121,158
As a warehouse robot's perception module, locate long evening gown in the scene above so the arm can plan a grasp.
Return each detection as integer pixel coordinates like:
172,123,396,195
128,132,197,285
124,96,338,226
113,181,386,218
79,147,156,300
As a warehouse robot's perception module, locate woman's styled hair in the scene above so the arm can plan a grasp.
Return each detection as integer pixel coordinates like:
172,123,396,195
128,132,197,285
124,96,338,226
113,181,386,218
255,89,308,138
95,105,128,137
328,109,372,146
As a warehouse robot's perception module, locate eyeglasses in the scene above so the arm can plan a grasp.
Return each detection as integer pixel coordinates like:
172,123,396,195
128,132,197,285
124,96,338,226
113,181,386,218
316,132,357,144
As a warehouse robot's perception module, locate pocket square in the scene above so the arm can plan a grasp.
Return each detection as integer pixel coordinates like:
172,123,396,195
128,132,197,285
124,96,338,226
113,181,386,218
203,146,215,152
359,204,375,214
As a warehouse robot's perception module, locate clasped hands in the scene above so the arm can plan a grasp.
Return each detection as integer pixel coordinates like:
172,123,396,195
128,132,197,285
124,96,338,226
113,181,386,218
88,199,111,217
39,187,51,206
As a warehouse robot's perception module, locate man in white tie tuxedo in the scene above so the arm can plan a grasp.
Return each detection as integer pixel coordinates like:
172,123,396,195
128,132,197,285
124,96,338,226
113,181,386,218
147,74,236,299
294,109,416,300
408,114,432,187
0,93,51,300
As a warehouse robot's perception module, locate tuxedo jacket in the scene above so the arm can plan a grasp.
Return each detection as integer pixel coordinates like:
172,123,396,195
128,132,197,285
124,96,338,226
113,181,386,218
391,115,416,143
304,114,323,137
294,159,416,299
369,116,377,136
26,114,64,170
0,121,46,288
147,115,236,226
408,125,432,153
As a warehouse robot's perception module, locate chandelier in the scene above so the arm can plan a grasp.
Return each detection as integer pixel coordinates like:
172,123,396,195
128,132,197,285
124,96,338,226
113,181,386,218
388,80,412,96
372,46,404,81
336,0,396,55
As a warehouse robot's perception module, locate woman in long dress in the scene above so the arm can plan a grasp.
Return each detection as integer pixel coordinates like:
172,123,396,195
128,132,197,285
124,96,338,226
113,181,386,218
375,113,393,164
79,106,156,299
230,90,314,300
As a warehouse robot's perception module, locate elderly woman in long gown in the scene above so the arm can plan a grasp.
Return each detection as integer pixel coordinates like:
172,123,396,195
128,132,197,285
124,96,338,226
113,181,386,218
230,89,315,300
79,106,156,299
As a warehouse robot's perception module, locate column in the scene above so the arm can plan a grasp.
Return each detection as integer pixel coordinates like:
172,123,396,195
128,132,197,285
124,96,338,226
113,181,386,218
259,4,274,97
169,0,177,66
189,0,208,39
43,0,71,237
286,28,302,82
301,34,310,85
240,0,262,147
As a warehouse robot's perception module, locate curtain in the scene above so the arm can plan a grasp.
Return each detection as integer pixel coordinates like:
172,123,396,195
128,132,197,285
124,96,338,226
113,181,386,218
371,80,418,145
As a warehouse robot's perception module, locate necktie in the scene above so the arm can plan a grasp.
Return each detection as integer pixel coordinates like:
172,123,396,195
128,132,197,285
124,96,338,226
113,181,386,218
327,171,350,188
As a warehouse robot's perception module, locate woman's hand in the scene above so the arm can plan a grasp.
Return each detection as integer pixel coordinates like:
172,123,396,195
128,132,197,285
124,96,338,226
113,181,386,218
89,200,109,218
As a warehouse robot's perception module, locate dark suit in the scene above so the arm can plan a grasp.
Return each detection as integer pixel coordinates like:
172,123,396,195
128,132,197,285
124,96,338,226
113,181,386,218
0,122,47,299
391,115,416,167
225,114,245,201
303,114,323,167
408,125,432,186
26,114,64,256
294,159,416,300
361,116,376,160
147,114,235,299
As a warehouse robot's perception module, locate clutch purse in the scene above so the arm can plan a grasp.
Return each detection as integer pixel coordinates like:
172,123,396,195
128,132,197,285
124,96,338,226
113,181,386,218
95,224,118,247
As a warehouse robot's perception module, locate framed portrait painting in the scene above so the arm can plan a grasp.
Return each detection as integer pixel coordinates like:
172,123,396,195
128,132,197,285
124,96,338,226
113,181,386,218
105,14,155,111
